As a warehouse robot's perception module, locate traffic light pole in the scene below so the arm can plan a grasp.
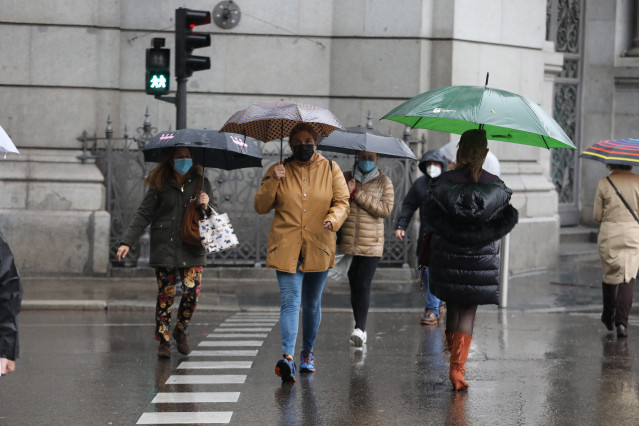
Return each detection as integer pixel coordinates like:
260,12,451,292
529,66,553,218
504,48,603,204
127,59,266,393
176,77,187,130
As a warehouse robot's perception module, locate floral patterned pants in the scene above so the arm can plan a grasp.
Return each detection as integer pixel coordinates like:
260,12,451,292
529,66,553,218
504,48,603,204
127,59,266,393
154,266,202,342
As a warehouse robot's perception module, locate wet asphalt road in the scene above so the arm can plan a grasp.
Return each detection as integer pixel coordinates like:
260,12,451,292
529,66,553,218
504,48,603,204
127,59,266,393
2,305,638,425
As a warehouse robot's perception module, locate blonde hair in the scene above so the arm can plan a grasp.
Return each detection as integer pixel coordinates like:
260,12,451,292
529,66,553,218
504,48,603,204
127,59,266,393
455,129,488,183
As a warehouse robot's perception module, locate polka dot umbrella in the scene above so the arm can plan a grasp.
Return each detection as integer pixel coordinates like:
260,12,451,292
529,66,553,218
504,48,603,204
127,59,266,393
221,100,345,161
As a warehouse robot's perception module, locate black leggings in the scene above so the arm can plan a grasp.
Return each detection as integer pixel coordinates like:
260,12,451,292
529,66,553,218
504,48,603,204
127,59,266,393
602,278,635,328
446,303,478,336
348,255,381,331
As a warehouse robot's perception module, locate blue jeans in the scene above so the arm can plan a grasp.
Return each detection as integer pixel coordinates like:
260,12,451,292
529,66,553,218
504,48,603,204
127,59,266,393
421,267,443,315
276,262,328,355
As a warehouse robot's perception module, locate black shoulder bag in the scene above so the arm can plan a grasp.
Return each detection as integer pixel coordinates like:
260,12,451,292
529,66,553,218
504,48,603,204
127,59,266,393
606,176,639,225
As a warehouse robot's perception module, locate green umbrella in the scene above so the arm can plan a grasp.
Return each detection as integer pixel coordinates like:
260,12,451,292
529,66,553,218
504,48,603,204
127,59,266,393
381,83,576,150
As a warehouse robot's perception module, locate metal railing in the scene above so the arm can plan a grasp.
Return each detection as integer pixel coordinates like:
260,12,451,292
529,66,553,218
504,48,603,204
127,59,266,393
78,112,425,268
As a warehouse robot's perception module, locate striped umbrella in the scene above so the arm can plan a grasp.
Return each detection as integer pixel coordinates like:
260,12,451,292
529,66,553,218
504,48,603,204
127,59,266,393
580,138,639,167
221,100,345,161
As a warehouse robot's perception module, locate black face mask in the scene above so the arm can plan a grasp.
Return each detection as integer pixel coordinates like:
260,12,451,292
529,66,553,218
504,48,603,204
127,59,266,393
292,144,315,162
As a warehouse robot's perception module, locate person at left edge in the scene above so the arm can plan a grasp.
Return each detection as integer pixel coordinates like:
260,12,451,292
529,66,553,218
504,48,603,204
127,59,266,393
254,123,350,383
0,229,22,376
116,146,214,359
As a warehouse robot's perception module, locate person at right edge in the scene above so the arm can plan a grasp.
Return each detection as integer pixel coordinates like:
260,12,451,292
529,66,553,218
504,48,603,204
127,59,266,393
254,123,350,384
423,129,518,391
395,149,448,326
593,163,639,338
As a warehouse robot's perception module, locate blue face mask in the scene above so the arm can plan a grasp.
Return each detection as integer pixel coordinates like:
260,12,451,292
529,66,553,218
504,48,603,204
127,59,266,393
173,158,192,174
358,159,376,173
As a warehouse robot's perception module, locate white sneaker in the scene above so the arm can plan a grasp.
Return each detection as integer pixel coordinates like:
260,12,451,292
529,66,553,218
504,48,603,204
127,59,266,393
350,328,367,347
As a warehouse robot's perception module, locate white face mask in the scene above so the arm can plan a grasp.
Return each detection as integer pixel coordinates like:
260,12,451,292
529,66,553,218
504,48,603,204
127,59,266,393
426,165,441,178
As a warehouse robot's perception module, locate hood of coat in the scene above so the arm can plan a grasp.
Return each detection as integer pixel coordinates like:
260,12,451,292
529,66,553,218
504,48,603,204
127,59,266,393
424,172,518,245
418,149,449,174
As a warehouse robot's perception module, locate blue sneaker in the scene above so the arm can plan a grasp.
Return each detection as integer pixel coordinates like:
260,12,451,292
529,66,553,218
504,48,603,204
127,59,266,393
275,354,296,382
299,350,316,373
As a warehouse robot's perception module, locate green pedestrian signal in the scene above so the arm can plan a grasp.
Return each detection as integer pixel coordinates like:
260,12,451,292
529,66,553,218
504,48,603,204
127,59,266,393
148,73,168,90
146,38,170,95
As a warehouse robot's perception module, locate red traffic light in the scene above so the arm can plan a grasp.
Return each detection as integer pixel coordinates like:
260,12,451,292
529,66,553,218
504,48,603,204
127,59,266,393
175,8,212,78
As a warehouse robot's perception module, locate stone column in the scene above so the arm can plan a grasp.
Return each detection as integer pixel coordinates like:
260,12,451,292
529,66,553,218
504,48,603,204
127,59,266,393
627,0,639,56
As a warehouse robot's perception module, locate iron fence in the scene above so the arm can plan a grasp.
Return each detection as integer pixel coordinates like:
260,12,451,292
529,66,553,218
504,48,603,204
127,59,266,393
78,112,424,268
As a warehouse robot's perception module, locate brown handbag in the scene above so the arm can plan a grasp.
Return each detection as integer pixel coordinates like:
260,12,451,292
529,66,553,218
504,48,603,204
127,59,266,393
181,177,205,246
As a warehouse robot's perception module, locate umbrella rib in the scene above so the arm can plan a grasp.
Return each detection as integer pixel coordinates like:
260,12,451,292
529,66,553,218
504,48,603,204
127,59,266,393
412,116,424,130
541,135,549,149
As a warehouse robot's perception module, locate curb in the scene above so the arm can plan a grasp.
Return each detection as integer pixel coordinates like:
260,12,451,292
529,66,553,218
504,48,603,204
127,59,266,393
21,300,240,312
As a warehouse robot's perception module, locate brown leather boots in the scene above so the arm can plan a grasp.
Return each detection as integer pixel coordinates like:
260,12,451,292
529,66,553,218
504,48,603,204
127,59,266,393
157,341,171,358
448,332,472,391
172,328,191,355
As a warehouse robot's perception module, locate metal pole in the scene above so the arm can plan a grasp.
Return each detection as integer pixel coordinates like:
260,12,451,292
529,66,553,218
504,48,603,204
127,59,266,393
625,0,639,56
176,77,187,129
499,233,510,308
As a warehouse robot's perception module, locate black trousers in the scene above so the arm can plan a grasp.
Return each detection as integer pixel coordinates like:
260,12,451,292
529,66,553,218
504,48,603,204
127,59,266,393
602,278,635,328
348,255,381,331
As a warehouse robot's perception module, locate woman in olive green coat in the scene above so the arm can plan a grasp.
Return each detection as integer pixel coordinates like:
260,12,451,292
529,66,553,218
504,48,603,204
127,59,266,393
117,146,213,358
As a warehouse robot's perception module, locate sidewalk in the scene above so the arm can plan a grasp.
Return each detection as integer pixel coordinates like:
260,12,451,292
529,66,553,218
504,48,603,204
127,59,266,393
20,245,619,313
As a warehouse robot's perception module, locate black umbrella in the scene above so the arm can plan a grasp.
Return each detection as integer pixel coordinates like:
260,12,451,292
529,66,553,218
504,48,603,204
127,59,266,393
144,129,263,170
316,125,417,160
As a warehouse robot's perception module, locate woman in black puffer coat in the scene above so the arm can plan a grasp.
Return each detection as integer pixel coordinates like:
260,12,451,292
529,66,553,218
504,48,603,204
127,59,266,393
423,129,518,391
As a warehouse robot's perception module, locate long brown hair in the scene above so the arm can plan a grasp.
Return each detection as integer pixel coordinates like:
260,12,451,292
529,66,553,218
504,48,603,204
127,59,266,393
144,147,201,189
455,129,488,183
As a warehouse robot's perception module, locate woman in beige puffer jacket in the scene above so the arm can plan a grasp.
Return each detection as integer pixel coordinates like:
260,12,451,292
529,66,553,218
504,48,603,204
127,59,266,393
338,151,394,347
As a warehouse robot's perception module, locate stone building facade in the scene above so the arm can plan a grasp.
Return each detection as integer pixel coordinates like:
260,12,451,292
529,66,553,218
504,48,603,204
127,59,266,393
0,0,637,275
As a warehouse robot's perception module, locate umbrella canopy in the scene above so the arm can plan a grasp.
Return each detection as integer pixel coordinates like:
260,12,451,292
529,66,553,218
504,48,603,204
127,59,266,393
220,100,345,142
144,129,262,170
580,138,639,167
0,124,19,158
381,85,576,150
317,125,417,160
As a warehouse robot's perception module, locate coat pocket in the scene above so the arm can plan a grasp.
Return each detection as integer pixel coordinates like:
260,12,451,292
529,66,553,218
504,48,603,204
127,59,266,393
151,219,173,245
309,239,334,258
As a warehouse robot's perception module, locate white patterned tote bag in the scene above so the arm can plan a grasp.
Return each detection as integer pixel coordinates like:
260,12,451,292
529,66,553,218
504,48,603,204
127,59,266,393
199,208,239,253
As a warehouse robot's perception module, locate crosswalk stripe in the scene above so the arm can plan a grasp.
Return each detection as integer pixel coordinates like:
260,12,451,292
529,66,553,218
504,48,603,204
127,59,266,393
178,361,252,369
199,340,263,347
138,312,279,423
221,323,276,327
151,392,240,403
166,375,246,384
214,327,272,332
207,333,268,338
231,316,279,320
137,411,233,424
189,349,258,356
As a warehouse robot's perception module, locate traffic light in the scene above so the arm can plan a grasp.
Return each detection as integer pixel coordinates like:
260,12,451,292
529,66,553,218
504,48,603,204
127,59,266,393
145,38,170,95
175,8,211,78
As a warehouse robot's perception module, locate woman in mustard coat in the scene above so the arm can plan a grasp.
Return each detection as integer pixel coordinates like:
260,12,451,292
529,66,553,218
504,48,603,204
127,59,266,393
254,123,350,383
594,163,639,338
